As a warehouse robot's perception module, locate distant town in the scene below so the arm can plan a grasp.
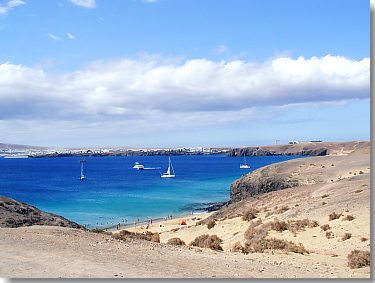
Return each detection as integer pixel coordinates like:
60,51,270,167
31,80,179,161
0,140,324,158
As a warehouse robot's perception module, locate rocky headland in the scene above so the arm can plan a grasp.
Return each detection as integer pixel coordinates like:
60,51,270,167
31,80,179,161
0,196,84,229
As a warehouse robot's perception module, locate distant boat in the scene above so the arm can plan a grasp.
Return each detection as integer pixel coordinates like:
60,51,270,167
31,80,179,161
160,157,175,178
133,162,145,170
240,153,251,169
80,159,86,180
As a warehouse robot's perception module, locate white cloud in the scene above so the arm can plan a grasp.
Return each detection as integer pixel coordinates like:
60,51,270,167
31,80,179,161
70,0,96,8
46,33,61,41
0,0,25,15
0,55,369,128
67,32,75,40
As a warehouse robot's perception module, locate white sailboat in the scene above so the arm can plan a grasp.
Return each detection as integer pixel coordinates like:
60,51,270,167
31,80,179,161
132,162,145,170
240,153,251,169
160,157,175,178
80,159,86,180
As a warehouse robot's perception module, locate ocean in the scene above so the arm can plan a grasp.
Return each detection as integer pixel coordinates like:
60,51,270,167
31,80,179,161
0,155,302,228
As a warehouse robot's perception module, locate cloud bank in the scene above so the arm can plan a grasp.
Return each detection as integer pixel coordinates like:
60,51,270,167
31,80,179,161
0,55,369,125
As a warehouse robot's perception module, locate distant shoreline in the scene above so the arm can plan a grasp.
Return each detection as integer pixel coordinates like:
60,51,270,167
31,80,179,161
2,141,368,159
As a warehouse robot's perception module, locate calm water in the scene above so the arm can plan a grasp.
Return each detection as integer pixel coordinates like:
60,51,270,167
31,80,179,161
0,155,302,228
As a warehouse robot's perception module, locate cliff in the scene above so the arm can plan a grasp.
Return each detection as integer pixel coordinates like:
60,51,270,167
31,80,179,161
228,141,369,157
229,142,370,203
0,196,84,229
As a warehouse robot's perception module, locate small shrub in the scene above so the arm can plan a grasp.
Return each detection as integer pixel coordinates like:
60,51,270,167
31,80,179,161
343,215,355,221
342,233,352,241
242,208,259,221
320,224,331,231
361,237,368,242
190,234,223,251
326,231,333,239
231,241,244,253
114,229,160,242
206,220,216,230
347,250,370,269
269,220,289,232
321,194,329,198
151,233,160,243
244,237,308,255
167,237,186,246
358,171,364,174
322,202,327,205
244,219,263,240
275,205,289,214
329,212,342,221
354,189,363,194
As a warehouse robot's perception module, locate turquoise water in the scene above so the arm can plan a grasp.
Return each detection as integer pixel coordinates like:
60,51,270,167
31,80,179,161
0,155,302,228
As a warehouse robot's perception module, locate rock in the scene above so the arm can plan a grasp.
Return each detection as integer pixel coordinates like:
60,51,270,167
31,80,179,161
0,196,85,229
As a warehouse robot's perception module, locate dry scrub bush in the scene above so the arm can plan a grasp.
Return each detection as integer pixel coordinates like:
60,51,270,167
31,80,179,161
347,250,370,269
322,202,327,205
113,230,160,242
190,234,223,251
242,208,259,221
167,237,186,246
343,215,355,221
326,231,333,239
361,237,368,242
329,212,342,221
151,233,160,243
354,189,363,194
321,194,329,198
274,205,289,214
320,224,331,231
231,241,244,253
244,237,308,255
268,220,289,232
287,219,319,236
206,220,216,230
342,233,352,241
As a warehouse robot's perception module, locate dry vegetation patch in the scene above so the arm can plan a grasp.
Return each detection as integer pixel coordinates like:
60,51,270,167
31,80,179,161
342,215,355,221
231,241,244,253
347,250,370,269
320,224,330,231
329,212,342,221
167,237,186,246
242,208,259,221
190,234,223,251
342,233,352,241
112,230,160,243
206,220,216,230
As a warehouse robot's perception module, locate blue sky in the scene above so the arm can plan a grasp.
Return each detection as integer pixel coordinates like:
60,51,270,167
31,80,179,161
0,0,370,148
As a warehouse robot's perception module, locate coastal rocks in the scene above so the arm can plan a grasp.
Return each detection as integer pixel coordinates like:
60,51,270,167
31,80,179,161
230,165,300,203
0,196,84,229
228,141,370,157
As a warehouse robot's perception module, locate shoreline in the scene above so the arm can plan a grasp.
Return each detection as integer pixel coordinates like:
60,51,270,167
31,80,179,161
90,201,226,232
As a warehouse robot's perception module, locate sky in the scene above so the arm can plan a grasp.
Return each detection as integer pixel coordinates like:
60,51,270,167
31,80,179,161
0,0,370,148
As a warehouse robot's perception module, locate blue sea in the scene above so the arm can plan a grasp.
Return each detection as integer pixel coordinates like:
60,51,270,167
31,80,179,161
0,155,302,228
